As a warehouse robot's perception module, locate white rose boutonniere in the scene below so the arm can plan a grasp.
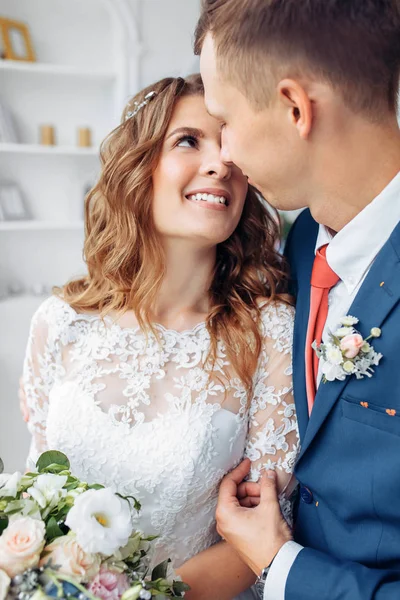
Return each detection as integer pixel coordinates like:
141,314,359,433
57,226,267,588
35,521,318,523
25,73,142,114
313,316,383,383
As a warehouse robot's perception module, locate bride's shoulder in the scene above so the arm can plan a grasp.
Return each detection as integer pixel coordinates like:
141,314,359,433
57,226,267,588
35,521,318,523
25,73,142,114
256,298,295,351
30,295,78,334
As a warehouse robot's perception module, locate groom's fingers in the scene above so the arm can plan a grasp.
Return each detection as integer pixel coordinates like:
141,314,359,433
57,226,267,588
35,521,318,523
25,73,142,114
239,496,261,508
227,458,252,486
260,470,279,506
218,459,251,504
237,481,261,499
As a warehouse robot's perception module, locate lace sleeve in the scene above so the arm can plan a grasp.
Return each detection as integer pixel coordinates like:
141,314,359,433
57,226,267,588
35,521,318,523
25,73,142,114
245,303,299,501
22,298,61,468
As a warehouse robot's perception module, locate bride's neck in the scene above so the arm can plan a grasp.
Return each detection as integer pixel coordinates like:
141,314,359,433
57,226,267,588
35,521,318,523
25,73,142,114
152,241,216,329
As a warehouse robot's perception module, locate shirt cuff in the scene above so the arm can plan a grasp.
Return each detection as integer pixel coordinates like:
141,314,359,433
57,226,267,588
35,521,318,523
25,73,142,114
263,541,303,600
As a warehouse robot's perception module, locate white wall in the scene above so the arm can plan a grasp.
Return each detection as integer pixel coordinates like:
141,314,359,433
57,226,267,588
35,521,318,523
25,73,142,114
134,0,201,88
0,0,201,472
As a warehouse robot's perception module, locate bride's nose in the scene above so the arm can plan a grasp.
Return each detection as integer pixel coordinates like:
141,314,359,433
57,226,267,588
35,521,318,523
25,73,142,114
199,150,232,180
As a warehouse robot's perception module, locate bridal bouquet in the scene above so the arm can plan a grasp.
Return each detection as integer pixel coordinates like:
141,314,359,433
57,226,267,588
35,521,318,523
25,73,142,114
0,451,189,600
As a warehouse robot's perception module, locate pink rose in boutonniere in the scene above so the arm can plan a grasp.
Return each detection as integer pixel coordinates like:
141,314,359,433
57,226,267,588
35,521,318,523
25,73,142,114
340,334,364,358
312,316,383,383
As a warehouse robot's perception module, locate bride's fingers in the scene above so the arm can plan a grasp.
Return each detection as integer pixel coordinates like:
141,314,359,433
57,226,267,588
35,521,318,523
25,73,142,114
237,481,261,499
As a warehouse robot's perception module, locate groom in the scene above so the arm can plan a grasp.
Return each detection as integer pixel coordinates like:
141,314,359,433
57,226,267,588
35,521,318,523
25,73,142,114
196,1,400,598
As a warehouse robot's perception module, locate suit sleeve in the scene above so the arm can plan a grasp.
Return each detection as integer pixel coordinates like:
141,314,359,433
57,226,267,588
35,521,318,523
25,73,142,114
286,547,400,600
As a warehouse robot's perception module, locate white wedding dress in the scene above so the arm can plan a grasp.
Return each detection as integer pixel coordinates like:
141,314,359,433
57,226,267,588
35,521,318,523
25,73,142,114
23,296,298,599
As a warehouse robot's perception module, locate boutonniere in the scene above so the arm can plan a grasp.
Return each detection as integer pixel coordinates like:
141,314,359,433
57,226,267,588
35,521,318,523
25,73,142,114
312,316,383,383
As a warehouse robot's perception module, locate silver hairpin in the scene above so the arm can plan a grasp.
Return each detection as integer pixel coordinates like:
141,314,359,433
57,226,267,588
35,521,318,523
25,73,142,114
125,91,157,121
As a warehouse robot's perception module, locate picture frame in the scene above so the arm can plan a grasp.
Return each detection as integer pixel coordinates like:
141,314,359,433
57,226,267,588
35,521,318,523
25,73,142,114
0,18,36,62
0,99,19,143
0,182,30,221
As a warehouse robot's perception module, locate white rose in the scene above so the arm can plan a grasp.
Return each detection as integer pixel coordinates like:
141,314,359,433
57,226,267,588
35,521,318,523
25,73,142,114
40,534,100,583
321,361,346,382
0,568,10,600
0,517,45,577
343,361,356,374
0,472,22,498
326,346,343,365
339,316,359,327
334,327,354,339
27,473,67,510
65,488,132,556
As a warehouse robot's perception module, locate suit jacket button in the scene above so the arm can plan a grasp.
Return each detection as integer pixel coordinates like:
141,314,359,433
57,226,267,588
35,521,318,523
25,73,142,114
300,486,313,504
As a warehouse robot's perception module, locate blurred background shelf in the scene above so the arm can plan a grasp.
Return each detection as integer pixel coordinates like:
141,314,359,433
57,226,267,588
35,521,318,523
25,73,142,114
0,143,99,156
0,220,84,231
0,60,116,80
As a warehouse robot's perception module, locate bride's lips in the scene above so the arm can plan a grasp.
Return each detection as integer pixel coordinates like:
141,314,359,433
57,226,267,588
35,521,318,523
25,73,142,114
185,188,231,212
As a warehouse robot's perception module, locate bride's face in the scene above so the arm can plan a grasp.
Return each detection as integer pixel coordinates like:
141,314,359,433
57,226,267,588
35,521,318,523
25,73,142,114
152,94,248,247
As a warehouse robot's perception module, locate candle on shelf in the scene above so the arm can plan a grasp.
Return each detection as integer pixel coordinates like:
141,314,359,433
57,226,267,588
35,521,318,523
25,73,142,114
39,125,56,146
77,127,92,147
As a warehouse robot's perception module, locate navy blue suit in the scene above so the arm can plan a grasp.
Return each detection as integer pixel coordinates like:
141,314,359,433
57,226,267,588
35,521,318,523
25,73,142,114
284,209,400,599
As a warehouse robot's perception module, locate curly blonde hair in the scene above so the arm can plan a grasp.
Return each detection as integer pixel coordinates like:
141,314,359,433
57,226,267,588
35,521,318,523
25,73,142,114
57,74,290,392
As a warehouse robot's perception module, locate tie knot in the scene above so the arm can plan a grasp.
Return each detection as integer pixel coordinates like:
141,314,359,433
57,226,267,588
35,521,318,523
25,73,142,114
311,244,340,289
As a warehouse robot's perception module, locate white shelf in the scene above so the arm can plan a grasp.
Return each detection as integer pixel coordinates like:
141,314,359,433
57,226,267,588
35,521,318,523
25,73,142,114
0,144,99,157
0,60,116,81
0,221,84,231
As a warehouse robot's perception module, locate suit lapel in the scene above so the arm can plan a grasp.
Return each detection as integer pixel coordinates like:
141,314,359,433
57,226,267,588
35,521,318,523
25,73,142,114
297,222,400,463
293,255,313,441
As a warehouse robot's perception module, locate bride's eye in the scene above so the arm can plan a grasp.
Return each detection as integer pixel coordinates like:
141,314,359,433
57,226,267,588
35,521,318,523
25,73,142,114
176,135,198,149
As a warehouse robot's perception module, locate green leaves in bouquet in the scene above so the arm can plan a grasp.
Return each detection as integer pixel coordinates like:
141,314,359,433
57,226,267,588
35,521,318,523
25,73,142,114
151,560,190,597
116,492,141,513
152,558,170,581
172,581,191,596
0,516,8,534
46,516,67,542
0,457,4,474
36,450,70,473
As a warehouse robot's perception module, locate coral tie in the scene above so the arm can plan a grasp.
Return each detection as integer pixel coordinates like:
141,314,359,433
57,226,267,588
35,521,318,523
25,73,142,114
305,244,340,415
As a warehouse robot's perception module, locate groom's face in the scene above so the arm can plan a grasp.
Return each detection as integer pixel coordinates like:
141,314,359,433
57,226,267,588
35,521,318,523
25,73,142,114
200,34,306,210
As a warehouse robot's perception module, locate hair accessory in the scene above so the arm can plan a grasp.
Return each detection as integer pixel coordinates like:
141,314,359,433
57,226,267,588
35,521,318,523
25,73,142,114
125,91,157,121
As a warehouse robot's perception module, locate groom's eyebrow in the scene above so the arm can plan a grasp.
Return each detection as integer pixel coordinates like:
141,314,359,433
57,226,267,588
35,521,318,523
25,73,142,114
166,127,204,140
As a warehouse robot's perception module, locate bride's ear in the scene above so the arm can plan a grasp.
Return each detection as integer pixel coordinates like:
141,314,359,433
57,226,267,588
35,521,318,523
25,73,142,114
277,78,313,140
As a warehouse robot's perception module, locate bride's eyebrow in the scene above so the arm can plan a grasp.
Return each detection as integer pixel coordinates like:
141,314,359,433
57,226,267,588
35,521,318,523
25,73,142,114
166,127,204,140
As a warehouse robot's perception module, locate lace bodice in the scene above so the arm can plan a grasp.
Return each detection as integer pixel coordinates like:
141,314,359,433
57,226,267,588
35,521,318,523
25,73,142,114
23,296,298,568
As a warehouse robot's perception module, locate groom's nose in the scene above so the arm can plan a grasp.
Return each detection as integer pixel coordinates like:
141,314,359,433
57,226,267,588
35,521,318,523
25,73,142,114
220,129,233,165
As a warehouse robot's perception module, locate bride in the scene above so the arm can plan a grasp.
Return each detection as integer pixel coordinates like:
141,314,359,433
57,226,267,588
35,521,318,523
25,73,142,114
22,74,298,599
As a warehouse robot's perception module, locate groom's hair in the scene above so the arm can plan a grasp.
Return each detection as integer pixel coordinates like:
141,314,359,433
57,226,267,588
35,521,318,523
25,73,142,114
194,0,400,117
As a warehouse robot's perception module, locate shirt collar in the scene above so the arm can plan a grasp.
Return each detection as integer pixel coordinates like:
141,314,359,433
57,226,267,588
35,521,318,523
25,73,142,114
315,170,400,294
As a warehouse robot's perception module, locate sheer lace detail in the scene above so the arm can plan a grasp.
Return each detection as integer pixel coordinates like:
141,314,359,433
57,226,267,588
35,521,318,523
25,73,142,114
23,296,298,567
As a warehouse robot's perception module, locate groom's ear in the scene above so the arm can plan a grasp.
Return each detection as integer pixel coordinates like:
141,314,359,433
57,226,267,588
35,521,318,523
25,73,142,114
277,79,313,140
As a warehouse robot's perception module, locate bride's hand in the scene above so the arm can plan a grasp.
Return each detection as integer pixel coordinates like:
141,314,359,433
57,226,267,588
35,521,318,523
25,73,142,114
237,480,261,507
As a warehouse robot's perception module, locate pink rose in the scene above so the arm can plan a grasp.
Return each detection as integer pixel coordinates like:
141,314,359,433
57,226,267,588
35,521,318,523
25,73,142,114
40,535,100,583
0,517,45,577
340,334,364,359
88,565,130,600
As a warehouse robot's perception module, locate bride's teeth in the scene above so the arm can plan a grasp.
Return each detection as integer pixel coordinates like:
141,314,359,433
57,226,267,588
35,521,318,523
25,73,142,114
188,193,228,205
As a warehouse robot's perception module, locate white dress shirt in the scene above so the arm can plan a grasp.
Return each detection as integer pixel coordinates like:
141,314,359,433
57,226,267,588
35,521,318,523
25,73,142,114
264,170,400,600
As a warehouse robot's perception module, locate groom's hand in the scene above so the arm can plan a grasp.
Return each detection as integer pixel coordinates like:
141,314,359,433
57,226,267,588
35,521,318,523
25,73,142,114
216,459,293,576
